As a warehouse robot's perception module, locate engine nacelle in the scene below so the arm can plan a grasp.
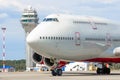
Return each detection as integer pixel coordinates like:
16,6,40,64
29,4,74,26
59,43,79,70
32,52,43,64
44,58,55,67
113,47,120,56
44,58,68,68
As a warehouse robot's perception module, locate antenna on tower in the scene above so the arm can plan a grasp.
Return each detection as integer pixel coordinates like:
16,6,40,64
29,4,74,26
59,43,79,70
28,5,32,10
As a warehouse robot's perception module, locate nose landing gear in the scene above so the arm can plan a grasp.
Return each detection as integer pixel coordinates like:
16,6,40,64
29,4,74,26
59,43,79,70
51,68,62,76
97,67,110,74
50,60,63,76
96,63,110,75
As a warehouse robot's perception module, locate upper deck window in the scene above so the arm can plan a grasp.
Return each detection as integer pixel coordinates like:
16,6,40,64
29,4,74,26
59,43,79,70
43,18,59,22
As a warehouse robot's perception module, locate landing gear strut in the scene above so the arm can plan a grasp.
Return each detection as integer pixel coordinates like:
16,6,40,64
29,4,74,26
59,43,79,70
50,60,63,76
97,67,110,74
96,63,110,74
51,68,62,76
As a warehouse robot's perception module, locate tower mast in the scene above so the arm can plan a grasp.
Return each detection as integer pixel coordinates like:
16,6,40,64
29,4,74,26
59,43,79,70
20,6,39,71
1,27,6,72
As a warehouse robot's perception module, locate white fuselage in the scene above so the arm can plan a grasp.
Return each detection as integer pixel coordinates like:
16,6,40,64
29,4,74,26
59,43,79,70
27,14,120,62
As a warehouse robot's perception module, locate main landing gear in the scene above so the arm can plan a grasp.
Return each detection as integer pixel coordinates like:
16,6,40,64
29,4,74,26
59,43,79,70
96,63,110,75
51,68,62,76
50,60,63,76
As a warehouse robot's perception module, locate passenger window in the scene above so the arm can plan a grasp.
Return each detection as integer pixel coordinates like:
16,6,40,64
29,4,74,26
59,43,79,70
59,37,61,40
72,37,74,40
48,37,50,39
54,37,55,40
40,37,41,39
60,37,62,40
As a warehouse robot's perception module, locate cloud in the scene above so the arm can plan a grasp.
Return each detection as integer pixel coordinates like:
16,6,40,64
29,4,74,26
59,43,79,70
95,0,119,4
77,0,119,4
0,0,120,24
0,0,118,17
0,13,8,19
0,0,25,11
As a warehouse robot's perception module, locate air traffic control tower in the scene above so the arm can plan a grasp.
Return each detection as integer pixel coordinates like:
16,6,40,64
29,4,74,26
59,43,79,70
20,6,39,71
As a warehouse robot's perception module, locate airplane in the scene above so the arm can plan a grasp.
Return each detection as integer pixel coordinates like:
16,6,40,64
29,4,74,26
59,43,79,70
27,13,120,76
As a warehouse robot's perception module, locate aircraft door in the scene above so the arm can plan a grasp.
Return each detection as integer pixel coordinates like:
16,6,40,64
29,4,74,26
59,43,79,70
75,32,80,46
106,33,112,46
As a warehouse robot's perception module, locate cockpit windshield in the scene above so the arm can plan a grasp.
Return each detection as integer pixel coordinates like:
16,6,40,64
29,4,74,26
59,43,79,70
43,18,59,22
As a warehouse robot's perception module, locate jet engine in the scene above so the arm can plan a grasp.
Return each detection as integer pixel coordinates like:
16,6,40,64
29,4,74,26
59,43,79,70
44,58,68,68
113,47,120,56
32,52,43,64
44,58,55,67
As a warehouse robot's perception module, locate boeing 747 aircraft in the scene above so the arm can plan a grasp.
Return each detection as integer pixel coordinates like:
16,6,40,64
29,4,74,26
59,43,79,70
27,14,120,76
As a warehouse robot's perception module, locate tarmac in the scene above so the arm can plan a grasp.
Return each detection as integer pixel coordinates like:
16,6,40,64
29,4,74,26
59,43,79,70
0,71,120,80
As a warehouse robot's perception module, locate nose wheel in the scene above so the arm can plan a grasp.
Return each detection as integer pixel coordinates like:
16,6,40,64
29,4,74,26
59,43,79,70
51,68,62,76
96,63,111,75
97,67,110,74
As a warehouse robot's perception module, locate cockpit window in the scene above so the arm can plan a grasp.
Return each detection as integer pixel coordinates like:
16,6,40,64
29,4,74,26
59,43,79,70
43,18,59,22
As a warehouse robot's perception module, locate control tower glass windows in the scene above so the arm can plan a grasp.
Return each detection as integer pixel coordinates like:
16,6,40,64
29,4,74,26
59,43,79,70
43,18,59,22
22,15,37,18
21,19,36,23
22,15,27,17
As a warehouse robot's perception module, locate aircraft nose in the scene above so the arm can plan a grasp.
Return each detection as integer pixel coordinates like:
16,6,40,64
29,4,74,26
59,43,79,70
26,32,38,48
26,34,33,45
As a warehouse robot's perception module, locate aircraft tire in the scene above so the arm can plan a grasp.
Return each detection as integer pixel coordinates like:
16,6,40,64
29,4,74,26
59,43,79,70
105,68,110,74
51,70,57,76
97,68,102,74
97,67,110,75
57,69,62,76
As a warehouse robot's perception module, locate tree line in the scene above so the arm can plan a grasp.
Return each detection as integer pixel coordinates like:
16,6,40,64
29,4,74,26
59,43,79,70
0,59,120,71
0,59,26,71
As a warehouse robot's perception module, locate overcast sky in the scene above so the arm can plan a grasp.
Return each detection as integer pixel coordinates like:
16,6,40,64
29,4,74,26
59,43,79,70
0,0,120,60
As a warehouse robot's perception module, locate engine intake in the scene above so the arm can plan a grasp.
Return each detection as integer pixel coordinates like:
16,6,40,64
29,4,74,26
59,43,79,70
44,58,55,67
32,52,43,64
113,47,120,56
